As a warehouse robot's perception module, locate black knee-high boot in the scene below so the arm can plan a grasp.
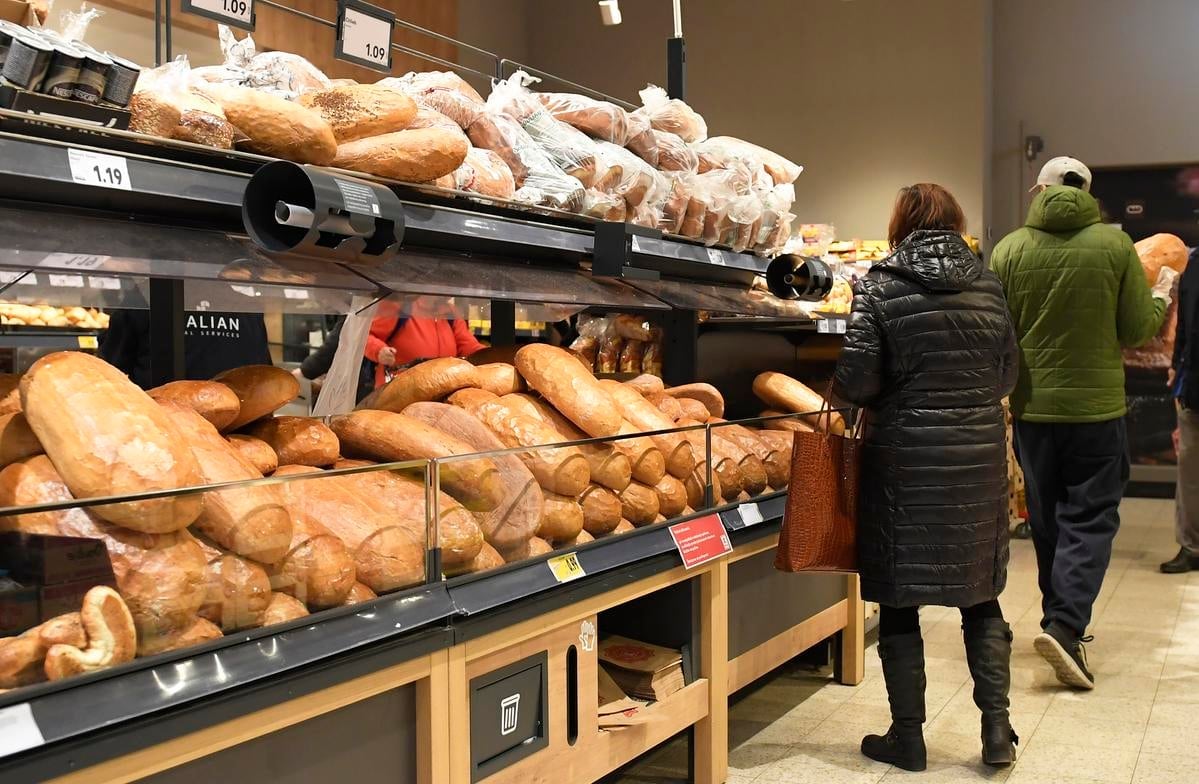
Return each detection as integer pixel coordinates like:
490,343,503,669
861,632,927,772
963,617,1018,767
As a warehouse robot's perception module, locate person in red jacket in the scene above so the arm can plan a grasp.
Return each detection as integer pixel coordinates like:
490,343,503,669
365,300,484,387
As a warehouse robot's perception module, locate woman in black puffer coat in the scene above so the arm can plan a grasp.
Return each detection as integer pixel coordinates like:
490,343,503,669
833,184,1019,772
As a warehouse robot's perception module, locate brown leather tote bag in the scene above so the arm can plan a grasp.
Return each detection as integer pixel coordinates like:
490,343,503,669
774,391,861,573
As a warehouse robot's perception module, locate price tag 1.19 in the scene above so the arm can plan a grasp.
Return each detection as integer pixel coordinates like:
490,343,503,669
547,552,586,584
336,0,394,73
67,149,130,191
181,0,254,30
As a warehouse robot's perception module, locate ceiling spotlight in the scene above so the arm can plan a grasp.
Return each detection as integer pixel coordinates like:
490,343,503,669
599,0,622,26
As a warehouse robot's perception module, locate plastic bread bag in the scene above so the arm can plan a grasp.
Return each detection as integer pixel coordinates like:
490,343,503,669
633,85,707,143
696,136,803,186
596,325,624,374
594,141,667,208
655,172,691,235
619,339,645,374
246,50,330,100
624,110,658,167
641,328,663,377
653,129,699,173
613,314,652,341
57,4,101,41
468,110,585,210
381,72,485,129
404,105,463,134
630,199,662,229
536,92,629,144
453,147,516,200
489,71,600,187
753,184,796,256
725,192,765,253
190,25,253,87
581,189,627,221
129,56,236,150
570,315,610,368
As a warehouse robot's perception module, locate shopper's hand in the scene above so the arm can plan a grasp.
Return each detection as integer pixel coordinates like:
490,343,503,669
377,346,398,367
291,367,304,382
1153,267,1180,303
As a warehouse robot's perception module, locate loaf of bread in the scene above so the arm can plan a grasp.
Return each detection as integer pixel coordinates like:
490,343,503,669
499,536,553,563
333,128,468,183
382,71,485,130
611,519,636,536
513,394,632,492
600,380,695,479
710,429,769,496
43,586,136,681
676,418,742,501
0,412,42,469
299,84,418,142
757,430,795,482
20,352,203,534
665,383,725,418
625,374,666,397
227,435,279,475
753,372,844,434
578,484,622,535
342,582,378,606
617,482,660,526
761,410,815,433
404,105,465,135
684,463,722,510
330,410,505,512
538,492,585,543
195,535,272,632
453,147,517,200
198,83,336,165
561,529,595,548
653,474,688,519
475,363,525,396
400,403,540,552
261,592,309,626
164,403,294,566
129,87,236,149
536,93,629,144
647,393,684,422
624,110,658,167
674,397,711,422
213,365,300,431
0,612,85,688
612,420,667,486
268,500,356,608
714,421,788,489
0,455,207,655
446,541,505,576
0,373,20,415
514,344,622,438
359,358,480,414
246,417,340,468
275,465,425,593
148,381,242,431
136,617,223,658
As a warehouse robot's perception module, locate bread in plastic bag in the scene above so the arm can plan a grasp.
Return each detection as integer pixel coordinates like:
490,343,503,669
596,329,623,374
467,110,585,211
656,172,691,235
594,141,667,208
634,85,707,143
624,110,659,167
386,71,485,130
536,92,629,145
653,129,699,173
453,147,516,200
619,340,645,374
570,316,609,368
130,57,236,150
206,25,329,100
581,189,627,221
404,105,464,135
489,71,600,187
642,328,663,377
696,136,803,186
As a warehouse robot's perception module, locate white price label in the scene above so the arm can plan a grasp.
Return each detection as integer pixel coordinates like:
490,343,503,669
706,248,727,266
283,288,310,300
230,284,260,298
48,274,85,288
0,703,44,758
739,502,764,527
183,0,254,28
338,2,393,71
88,276,122,290
67,149,131,191
0,272,38,286
39,253,110,270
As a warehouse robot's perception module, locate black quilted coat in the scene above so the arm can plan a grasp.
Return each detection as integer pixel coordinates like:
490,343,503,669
833,230,1019,608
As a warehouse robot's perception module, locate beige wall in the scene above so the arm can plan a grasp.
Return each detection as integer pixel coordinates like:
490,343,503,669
992,0,1199,237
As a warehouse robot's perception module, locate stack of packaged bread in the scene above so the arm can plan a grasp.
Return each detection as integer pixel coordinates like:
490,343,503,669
568,314,664,376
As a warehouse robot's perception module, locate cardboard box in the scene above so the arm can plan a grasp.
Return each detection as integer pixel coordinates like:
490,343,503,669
0,532,115,586
0,0,37,25
0,582,39,635
40,576,113,620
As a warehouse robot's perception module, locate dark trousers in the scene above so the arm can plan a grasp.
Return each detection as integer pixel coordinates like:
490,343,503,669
1013,418,1130,637
879,600,1005,638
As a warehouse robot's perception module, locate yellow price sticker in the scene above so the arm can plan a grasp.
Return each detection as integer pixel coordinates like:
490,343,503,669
547,552,586,584
77,335,98,349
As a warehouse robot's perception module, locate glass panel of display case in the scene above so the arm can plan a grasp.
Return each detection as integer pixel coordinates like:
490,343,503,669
628,276,806,318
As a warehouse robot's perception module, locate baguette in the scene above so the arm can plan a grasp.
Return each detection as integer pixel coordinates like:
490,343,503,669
268,502,357,608
674,397,711,422
213,365,300,431
261,592,309,626
0,412,42,468
332,128,468,183
148,381,241,431
20,352,203,534
358,358,480,414
445,541,504,577
757,430,795,483
333,459,483,567
513,394,632,492
342,582,378,606
398,403,539,552
753,372,844,434
0,456,207,654
330,410,505,513
475,363,525,396
617,481,660,526
624,374,666,397
676,418,743,501
163,402,294,565
246,416,340,468
198,83,337,165
499,536,553,563
578,484,622,535
613,420,667,485
227,435,278,475
514,344,622,437
646,393,683,422
665,383,725,418
600,380,695,479
299,84,418,142
538,492,585,543
653,474,688,519
684,463,723,510
195,535,272,632
709,429,769,496
761,410,815,433
43,586,137,681
713,421,788,488
275,465,425,593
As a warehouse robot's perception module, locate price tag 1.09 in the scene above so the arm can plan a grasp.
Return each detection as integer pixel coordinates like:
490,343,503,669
181,0,254,30
336,0,394,73
67,149,130,191
547,552,586,584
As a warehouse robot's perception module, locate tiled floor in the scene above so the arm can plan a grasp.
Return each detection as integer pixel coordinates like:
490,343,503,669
615,497,1199,783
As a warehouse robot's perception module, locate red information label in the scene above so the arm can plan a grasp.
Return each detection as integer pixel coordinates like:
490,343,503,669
668,514,732,569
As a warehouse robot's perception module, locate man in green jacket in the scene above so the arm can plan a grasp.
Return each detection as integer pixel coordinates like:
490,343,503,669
992,156,1177,691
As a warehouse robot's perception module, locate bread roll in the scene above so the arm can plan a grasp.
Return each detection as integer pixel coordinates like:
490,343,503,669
475,363,525,396
400,403,540,552
261,592,309,626
359,357,481,414
499,536,553,563
164,403,294,565
611,519,636,535
214,365,300,431
333,459,482,567
714,421,788,489
269,501,356,608
299,84,418,142
453,147,517,199
600,380,695,479
333,128,468,183
560,529,595,548
330,410,505,512
710,430,769,496
136,618,223,658
246,416,340,467
0,612,85,688
43,586,136,681
613,420,667,485
578,484,622,535
757,430,795,484
665,383,725,418
198,83,337,165
0,373,21,414
20,352,203,534
653,474,688,519
148,381,241,431
513,394,632,492
0,412,41,468
445,541,504,577
674,397,711,422
227,435,278,475
195,535,271,632
618,482,660,526
683,463,722,511
761,410,815,433
342,582,378,606
753,372,844,434
514,344,622,437
538,492,584,543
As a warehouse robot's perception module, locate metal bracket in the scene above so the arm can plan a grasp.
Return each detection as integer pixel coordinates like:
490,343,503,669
592,221,662,281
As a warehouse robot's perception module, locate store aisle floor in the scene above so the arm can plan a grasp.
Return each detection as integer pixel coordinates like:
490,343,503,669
615,498,1199,784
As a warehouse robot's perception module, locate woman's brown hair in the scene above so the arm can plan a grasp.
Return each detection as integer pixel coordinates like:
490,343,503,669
887,183,966,247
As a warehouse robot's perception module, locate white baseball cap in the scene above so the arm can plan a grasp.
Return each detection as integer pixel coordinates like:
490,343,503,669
1032,156,1092,192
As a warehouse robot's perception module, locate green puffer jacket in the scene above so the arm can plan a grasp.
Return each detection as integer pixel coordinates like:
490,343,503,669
991,186,1165,422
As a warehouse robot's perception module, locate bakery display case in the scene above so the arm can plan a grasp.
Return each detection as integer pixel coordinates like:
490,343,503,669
0,6,860,784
